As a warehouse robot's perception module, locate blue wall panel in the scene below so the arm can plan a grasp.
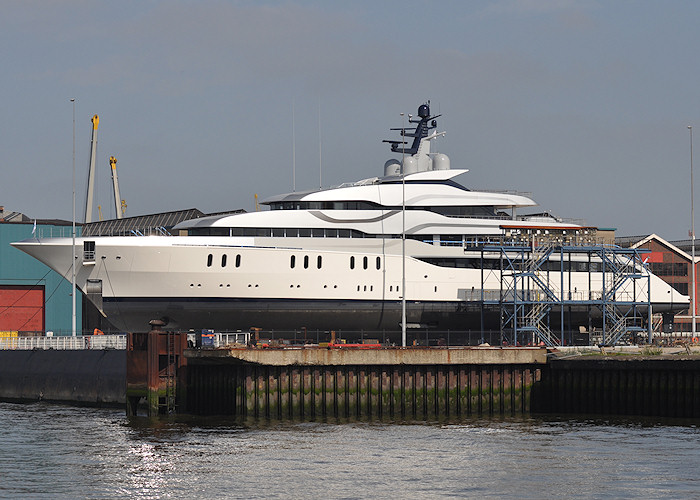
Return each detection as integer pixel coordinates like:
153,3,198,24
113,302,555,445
0,222,83,335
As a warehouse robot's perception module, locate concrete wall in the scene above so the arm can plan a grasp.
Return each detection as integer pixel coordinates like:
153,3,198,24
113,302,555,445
0,350,125,405
186,346,547,366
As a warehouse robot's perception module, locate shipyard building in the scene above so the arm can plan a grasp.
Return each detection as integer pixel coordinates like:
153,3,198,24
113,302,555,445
0,207,82,335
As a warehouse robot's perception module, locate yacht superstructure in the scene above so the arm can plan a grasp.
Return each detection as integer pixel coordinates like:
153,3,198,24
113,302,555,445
14,103,688,336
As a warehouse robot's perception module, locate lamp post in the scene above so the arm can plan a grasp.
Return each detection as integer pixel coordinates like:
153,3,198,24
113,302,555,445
71,98,77,337
401,112,407,347
690,125,696,338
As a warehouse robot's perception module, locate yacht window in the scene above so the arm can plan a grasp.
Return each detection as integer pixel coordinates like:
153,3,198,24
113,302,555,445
287,228,299,237
363,256,368,270
83,241,96,261
290,255,296,269
256,228,270,237
317,256,322,269
312,228,324,237
440,235,463,246
207,254,213,267
299,228,311,237
338,229,350,238
304,256,309,269
350,256,355,269
272,228,285,237
376,257,381,270
236,254,241,268
221,254,227,267
325,229,338,238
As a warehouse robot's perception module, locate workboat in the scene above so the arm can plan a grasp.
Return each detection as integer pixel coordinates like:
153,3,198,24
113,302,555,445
14,103,688,337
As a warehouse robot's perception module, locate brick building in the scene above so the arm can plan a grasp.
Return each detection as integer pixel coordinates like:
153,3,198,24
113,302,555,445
618,234,697,333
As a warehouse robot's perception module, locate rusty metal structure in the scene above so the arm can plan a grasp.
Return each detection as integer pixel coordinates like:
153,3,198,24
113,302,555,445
126,322,187,416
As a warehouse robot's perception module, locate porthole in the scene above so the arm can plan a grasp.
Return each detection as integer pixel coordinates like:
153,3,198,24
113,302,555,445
221,254,227,267
236,254,241,267
207,254,213,267
291,255,296,268
304,255,309,269
363,256,368,270
350,256,355,269
317,255,322,269
376,256,381,270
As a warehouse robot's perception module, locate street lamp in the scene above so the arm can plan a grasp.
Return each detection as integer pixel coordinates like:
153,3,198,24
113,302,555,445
401,112,407,347
689,125,696,338
71,98,76,337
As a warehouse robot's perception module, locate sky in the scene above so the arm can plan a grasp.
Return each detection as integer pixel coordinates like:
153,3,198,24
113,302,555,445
2,0,700,240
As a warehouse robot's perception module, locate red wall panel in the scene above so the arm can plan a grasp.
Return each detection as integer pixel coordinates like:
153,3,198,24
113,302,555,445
0,285,45,332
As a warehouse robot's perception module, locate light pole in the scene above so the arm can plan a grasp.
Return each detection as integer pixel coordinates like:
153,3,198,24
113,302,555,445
401,112,407,347
690,125,696,338
71,98,77,337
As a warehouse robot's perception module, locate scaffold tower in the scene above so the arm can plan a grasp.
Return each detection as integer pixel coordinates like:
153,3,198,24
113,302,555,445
483,239,652,347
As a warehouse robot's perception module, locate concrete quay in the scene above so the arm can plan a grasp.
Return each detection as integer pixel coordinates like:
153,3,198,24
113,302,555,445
183,346,547,366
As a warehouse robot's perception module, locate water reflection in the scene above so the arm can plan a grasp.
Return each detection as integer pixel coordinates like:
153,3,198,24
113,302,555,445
1,402,699,499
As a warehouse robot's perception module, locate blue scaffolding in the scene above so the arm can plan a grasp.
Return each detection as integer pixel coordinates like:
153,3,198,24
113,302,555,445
481,242,652,347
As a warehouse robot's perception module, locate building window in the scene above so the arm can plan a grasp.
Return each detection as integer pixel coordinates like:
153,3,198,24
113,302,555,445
207,254,213,267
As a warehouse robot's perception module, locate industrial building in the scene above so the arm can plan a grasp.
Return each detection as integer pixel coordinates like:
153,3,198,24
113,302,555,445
618,234,699,333
0,210,82,336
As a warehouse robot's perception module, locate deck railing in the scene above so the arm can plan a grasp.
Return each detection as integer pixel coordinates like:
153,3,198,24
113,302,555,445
0,335,127,350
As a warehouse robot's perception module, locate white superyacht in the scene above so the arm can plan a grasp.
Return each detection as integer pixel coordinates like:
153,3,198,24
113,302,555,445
14,103,687,335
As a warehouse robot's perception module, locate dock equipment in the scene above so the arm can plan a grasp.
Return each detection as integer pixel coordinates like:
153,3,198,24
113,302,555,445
84,115,99,223
109,156,124,219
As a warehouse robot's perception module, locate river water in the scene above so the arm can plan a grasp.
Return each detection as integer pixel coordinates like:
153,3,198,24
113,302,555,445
1,402,699,499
